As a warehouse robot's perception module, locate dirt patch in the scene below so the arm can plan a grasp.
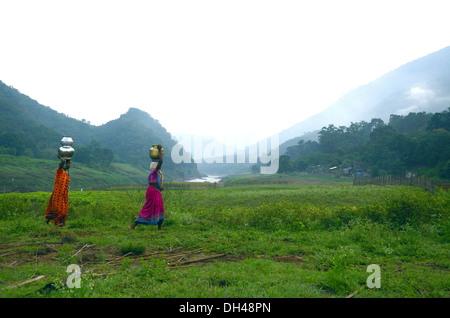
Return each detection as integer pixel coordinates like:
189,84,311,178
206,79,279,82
271,255,305,265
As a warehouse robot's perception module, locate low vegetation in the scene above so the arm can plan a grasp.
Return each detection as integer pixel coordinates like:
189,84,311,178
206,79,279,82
1,178,448,298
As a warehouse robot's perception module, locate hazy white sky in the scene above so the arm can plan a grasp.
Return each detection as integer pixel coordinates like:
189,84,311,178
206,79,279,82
1,0,449,141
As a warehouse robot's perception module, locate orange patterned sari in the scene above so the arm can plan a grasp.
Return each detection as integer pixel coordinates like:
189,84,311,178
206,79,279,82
45,168,70,226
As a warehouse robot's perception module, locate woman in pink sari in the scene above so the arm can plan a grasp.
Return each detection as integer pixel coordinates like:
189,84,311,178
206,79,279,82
129,144,165,230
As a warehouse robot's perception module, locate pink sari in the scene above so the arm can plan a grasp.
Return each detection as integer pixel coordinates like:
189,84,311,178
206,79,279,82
135,169,165,225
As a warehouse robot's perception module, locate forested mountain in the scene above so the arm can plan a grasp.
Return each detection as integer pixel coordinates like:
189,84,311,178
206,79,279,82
278,46,450,144
3,46,450,183
279,109,450,181
0,81,200,181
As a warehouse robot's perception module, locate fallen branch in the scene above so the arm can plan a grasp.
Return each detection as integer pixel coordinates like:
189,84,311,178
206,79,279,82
346,286,364,298
167,254,225,267
8,261,18,267
72,244,95,258
136,248,202,262
7,275,46,289
101,252,133,265
160,248,205,261
0,251,18,257
0,241,61,249
36,241,61,254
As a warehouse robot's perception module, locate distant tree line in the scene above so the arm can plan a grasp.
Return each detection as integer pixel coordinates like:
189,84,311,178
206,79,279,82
278,108,450,180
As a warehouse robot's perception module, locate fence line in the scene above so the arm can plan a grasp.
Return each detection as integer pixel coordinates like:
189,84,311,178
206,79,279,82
353,174,436,193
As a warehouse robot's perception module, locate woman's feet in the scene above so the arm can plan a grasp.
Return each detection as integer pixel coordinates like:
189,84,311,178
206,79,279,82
129,221,163,230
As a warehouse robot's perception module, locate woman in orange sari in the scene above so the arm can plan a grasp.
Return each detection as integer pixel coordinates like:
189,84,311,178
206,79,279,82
45,155,71,226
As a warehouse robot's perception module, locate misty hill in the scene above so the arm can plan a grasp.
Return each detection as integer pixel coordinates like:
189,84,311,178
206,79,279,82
279,46,450,145
0,81,200,181
195,46,450,177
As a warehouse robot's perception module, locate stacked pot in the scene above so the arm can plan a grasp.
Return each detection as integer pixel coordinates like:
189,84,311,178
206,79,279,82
58,136,75,158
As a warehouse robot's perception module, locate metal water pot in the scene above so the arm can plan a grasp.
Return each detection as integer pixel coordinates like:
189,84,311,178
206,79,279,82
58,146,75,157
58,136,75,157
60,136,74,146
149,145,164,159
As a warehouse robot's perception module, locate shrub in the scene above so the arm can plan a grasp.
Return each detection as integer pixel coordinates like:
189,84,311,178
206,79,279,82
120,243,146,256
384,188,449,228
318,267,364,295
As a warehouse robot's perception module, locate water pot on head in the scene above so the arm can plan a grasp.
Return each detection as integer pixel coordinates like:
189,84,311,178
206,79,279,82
58,136,75,157
149,144,164,160
60,136,74,147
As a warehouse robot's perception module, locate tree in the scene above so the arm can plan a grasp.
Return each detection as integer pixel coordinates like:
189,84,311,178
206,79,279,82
412,129,450,168
389,112,431,134
427,108,450,131
0,133,25,155
361,125,411,175
285,140,319,161
75,140,115,168
278,155,293,173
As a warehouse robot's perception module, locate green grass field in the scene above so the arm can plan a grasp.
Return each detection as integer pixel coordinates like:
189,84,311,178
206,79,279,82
0,179,449,298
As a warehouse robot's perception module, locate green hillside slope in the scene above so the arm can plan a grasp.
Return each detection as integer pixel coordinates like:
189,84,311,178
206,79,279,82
0,81,200,183
0,154,150,193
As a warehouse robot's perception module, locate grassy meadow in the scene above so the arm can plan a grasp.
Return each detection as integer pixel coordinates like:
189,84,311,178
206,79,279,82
0,177,449,298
